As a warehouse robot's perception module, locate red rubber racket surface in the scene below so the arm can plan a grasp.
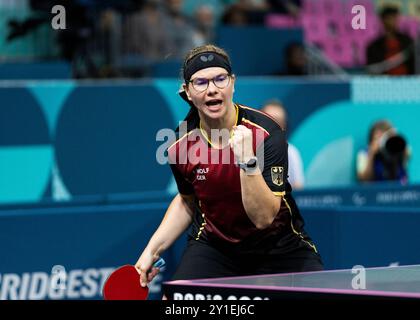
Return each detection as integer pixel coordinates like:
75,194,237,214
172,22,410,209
102,265,149,300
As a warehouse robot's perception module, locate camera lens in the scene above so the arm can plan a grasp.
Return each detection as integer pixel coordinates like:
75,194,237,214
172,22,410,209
385,135,406,156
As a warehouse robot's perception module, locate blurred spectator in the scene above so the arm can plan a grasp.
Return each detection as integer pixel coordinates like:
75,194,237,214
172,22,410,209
96,8,122,78
193,5,216,45
262,100,304,190
283,42,307,75
357,120,409,184
366,5,415,75
238,0,269,24
5,0,140,78
163,0,198,58
222,3,249,26
7,1,94,64
122,0,198,75
267,0,301,18
122,1,172,62
221,0,268,11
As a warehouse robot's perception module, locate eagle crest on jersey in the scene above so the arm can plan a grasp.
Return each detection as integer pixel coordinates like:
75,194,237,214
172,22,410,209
271,166,284,186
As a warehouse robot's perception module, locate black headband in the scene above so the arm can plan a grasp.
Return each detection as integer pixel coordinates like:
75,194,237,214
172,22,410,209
183,52,232,82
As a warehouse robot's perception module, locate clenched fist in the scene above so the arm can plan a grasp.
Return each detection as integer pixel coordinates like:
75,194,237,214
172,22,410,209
230,125,255,163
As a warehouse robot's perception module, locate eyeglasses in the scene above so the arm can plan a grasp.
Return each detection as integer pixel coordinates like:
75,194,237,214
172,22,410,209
188,73,231,92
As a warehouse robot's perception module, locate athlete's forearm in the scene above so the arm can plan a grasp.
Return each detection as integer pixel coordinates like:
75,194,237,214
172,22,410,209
143,193,194,256
240,169,280,229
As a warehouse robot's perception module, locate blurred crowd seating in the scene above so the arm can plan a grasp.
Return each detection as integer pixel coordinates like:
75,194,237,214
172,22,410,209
267,0,420,68
0,0,419,78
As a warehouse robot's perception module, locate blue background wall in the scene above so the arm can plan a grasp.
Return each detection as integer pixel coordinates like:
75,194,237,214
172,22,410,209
303,205,420,270
1,77,420,204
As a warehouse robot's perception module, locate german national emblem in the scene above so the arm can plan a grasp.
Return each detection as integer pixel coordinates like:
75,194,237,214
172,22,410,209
271,166,284,186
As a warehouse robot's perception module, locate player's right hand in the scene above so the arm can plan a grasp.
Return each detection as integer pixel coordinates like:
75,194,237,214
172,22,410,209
135,251,160,287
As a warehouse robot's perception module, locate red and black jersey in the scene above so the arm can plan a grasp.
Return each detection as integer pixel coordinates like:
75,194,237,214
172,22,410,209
168,104,316,253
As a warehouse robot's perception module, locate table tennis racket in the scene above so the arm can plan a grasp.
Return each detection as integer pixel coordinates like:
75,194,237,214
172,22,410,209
102,257,166,300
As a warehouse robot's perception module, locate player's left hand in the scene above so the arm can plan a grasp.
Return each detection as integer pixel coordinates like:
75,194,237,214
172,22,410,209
230,125,254,163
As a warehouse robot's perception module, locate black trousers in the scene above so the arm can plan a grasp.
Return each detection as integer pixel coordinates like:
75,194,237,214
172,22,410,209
172,237,324,280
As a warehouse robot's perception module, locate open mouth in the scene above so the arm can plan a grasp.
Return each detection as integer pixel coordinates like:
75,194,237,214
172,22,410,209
205,99,223,109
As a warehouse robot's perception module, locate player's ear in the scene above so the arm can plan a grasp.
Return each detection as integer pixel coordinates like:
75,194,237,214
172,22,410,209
183,83,192,101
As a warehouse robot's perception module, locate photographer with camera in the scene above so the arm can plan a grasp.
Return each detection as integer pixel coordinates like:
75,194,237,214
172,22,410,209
357,120,409,184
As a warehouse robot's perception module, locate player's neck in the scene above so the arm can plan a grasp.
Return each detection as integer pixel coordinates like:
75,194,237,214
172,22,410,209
200,102,237,131
200,102,237,148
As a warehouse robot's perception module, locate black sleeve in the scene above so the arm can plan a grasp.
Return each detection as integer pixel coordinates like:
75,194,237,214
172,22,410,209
170,164,194,195
256,127,288,194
